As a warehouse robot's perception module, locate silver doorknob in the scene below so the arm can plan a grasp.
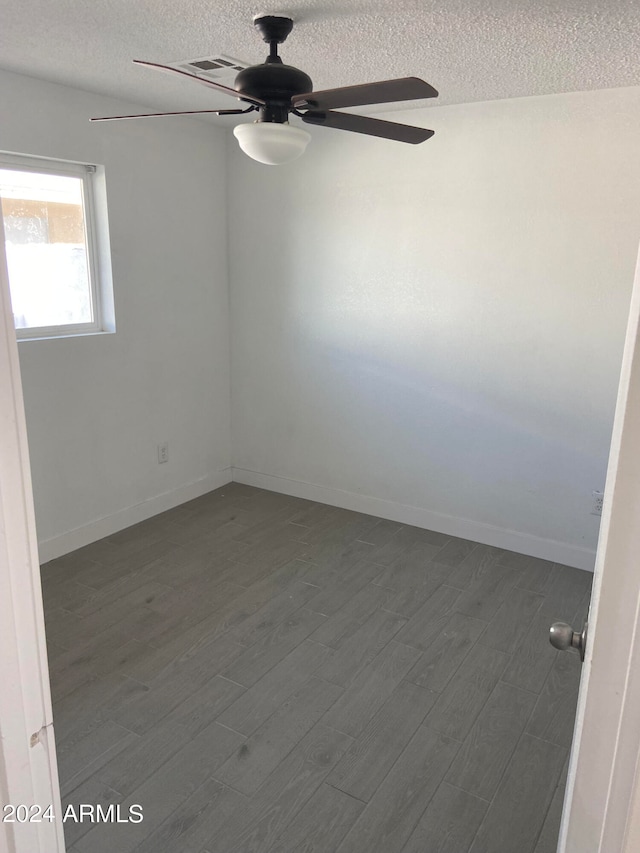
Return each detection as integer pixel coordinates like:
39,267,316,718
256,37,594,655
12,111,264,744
549,621,588,662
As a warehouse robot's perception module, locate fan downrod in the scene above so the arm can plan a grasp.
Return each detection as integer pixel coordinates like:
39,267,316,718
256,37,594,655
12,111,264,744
236,14,310,123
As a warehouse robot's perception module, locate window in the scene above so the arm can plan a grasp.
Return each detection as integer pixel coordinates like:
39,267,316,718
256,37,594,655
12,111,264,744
0,152,115,339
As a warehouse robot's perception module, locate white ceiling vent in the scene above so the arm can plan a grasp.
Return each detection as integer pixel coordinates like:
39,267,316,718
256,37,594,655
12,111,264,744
168,55,251,82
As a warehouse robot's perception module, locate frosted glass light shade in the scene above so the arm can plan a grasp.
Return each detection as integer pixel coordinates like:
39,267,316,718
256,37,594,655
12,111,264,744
233,122,311,165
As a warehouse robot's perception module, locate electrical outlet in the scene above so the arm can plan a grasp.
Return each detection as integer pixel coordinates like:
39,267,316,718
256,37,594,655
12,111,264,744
157,442,169,464
591,490,604,516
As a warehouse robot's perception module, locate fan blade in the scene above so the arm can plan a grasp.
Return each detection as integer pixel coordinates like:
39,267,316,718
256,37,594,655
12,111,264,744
133,60,266,106
301,110,434,144
292,77,437,110
91,108,252,122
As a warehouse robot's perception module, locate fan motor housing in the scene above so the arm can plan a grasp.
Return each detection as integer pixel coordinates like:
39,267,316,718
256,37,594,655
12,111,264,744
235,62,312,122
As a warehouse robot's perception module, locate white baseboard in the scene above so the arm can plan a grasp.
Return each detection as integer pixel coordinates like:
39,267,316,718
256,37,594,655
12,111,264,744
232,467,596,572
37,468,232,563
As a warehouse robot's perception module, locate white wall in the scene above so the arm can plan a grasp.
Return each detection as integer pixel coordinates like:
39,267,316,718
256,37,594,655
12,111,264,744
0,70,232,561
228,86,640,570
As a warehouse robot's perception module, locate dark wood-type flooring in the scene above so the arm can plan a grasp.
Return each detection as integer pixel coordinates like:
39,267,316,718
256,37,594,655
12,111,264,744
41,484,591,853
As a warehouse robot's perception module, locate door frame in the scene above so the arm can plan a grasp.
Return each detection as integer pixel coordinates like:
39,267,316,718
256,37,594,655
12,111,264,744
559,247,640,852
0,217,64,852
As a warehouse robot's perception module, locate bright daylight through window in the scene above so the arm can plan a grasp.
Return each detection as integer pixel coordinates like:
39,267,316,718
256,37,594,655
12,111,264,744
0,153,114,339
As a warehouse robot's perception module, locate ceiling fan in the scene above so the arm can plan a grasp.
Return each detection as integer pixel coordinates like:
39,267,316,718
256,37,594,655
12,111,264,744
91,14,438,165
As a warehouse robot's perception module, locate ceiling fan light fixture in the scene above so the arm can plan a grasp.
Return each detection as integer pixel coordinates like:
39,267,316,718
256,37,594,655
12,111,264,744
233,121,311,165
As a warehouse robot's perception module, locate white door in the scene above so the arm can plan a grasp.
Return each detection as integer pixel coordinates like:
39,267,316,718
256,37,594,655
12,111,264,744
559,244,640,852
0,209,64,851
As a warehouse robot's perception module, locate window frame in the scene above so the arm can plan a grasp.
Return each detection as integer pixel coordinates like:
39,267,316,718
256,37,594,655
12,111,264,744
0,151,115,341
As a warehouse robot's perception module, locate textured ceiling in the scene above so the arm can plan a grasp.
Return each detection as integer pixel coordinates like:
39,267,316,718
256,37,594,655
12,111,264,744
0,0,639,119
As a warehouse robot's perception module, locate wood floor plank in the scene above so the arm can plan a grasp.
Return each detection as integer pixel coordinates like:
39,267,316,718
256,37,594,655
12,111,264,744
228,580,321,647
260,555,318,589
166,674,247,733
113,639,178,684
231,507,310,547
215,676,343,795
500,607,560,695
454,561,522,621
232,535,313,579
75,722,245,853
41,577,98,613
309,583,395,649
42,548,105,581
217,641,332,736
371,547,451,591
445,681,537,800
154,624,247,688
50,634,173,703
133,777,245,853
43,607,85,649
139,537,251,588
497,551,554,593
45,639,72,667
69,572,173,618
542,564,593,618
298,510,379,550
356,518,405,547
57,537,135,572
316,609,407,687
76,603,168,653
99,675,244,796
97,717,191,797
526,652,582,747
479,586,545,654
285,501,341,531
205,725,354,853
107,516,176,547
119,610,244,684
533,777,567,853
164,516,250,548
215,555,306,589
57,720,139,796
425,644,510,741
369,525,450,567
321,641,421,738
133,584,247,654
233,490,301,521
327,680,437,802
267,783,364,853
400,782,489,853
306,561,382,617
444,543,504,589
285,504,360,540
49,587,164,654
53,672,150,747
393,584,462,650
379,575,452,619
62,778,124,848
573,587,592,626
145,575,244,620
168,571,318,650
79,539,182,590
433,539,486,573
405,612,487,692
468,734,567,853
335,726,460,853
300,540,377,586
222,608,328,687
112,635,245,733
